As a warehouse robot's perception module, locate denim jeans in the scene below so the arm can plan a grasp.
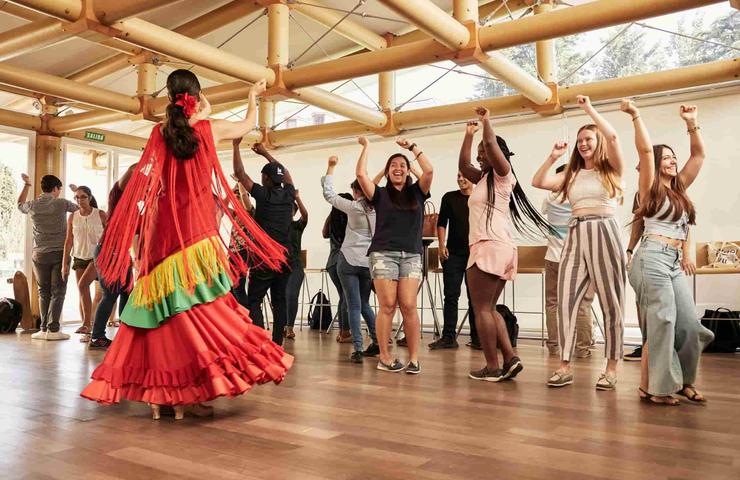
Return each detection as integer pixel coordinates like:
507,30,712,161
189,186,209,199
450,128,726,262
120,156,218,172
326,263,349,331
441,252,477,341
337,253,377,352
629,239,714,395
286,260,305,328
32,250,67,333
91,244,130,340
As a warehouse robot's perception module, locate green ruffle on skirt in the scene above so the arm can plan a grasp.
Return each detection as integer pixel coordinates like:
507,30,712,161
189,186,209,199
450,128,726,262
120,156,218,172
121,270,233,329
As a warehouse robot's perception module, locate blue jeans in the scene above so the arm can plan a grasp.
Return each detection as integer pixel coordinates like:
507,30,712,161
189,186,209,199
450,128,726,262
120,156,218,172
441,252,477,341
286,261,305,327
326,263,349,331
629,240,714,395
337,253,377,352
91,244,130,340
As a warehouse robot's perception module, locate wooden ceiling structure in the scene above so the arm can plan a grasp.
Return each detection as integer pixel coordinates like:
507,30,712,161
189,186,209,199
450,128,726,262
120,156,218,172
0,0,737,153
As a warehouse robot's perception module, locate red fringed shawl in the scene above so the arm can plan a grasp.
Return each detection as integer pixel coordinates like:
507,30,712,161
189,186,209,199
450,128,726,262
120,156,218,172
97,120,286,293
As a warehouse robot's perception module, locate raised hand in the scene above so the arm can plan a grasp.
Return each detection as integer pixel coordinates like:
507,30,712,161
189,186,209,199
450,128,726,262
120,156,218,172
576,95,591,109
550,141,569,160
620,98,638,117
328,155,339,167
395,137,412,149
679,104,698,123
249,79,267,98
251,142,268,156
69,184,78,192
21,173,30,184
475,106,490,121
465,120,479,136
233,136,242,147
357,136,369,147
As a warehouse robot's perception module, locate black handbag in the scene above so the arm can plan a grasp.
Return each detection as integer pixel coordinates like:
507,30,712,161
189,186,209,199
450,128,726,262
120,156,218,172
701,308,740,353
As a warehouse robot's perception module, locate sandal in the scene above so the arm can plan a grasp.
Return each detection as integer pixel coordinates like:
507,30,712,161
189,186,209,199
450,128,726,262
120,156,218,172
74,325,90,335
639,388,680,406
676,385,707,403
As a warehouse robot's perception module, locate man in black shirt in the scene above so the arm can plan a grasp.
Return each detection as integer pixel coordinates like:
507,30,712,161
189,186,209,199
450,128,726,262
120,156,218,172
429,171,479,350
233,141,295,346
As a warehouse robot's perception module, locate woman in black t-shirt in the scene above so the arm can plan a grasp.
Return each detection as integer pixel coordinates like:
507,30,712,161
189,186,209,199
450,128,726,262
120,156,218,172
355,136,433,374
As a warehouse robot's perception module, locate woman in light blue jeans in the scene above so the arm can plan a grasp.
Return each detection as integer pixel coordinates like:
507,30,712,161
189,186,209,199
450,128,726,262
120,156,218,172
622,99,713,405
322,157,379,363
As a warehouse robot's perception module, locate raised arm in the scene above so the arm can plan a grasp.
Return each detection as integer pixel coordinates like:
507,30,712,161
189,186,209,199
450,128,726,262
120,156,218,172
396,137,433,194
323,156,356,214
210,79,266,144
252,143,293,185
459,121,482,184
620,99,653,205
17,173,31,207
577,95,624,176
677,105,704,188
531,142,567,192
295,189,308,224
231,137,255,193
476,107,509,177
355,136,375,200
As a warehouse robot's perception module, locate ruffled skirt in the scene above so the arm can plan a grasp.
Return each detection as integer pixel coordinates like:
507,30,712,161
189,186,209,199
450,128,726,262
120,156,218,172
81,294,293,405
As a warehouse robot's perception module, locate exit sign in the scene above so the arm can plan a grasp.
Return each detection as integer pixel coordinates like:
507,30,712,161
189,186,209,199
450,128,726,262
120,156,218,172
84,131,105,142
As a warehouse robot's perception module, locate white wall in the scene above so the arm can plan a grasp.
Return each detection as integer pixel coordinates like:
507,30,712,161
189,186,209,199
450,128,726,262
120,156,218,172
221,86,740,337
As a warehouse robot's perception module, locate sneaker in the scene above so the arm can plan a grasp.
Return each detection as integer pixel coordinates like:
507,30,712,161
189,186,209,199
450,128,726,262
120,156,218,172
428,336,458,350
31,330,47,340
547,370,574,387
469,366,505,382
89,337,112,349
596,373,617,391
405,361,421,375
376,358,405,373
466,340,482,350
396,336,407,347
502,356,523,380
45,331,70,341
362,343,380,357
350,351,364,364
624,347,642,361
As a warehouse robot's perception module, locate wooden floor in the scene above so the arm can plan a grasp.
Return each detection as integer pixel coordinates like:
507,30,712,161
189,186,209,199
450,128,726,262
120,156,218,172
1,328,739,480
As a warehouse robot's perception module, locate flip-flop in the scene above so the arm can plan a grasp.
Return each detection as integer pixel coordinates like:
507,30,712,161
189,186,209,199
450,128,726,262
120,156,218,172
676,385,706,403
639,388,680,406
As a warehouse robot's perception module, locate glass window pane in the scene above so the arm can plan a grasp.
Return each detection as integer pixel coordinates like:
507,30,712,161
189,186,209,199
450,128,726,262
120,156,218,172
0,134,30,299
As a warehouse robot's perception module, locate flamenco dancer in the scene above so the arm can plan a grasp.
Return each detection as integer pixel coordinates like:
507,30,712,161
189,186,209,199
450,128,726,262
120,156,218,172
81,70,293,419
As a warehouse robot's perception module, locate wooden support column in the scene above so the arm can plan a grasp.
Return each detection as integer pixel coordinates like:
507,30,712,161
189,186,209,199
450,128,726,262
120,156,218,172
379,72,395,111
267,2,289,66
453,0,479,23
534,1,557,83
136,63,157,96
259,100,274,132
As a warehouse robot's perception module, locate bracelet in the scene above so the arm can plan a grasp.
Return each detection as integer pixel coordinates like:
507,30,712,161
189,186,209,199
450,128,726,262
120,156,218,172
631,115,640,122
407,143,417,152
626,249,633,255
687,125,700,134
414,151,423,160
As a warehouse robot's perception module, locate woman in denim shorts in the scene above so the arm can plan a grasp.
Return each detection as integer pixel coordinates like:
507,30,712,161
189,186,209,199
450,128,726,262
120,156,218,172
354,136,433,374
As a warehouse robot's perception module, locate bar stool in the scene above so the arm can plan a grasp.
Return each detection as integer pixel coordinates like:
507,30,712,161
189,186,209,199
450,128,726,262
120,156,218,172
299,250,335,333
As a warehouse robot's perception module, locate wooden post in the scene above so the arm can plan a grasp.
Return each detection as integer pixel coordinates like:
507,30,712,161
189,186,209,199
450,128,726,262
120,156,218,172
453,0,479,23
534,1,557,83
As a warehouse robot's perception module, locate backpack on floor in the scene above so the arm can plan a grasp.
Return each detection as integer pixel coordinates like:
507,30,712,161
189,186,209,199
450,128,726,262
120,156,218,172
701,308,740,353
309,291,333,330
0,298,22,334
496,304,519,347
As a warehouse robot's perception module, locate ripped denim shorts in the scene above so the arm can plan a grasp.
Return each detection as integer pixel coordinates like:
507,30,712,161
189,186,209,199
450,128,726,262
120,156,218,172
369,250,422,281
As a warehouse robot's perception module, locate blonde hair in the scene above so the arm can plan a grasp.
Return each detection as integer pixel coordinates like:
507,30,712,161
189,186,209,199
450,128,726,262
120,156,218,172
556,124,623,202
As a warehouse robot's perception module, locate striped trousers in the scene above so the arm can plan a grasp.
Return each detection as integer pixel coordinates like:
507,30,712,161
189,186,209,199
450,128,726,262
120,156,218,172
558,216,625,362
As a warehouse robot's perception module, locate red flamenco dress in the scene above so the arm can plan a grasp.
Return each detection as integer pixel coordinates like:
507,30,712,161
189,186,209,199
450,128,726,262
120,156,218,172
81,120,293,405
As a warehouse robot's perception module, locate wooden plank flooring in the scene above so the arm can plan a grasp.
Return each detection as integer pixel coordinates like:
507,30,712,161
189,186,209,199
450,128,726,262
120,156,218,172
1,329,738,480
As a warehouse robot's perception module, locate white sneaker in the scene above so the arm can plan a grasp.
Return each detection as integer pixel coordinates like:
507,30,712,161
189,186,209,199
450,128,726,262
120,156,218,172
31,330,47,340
45,331,70,341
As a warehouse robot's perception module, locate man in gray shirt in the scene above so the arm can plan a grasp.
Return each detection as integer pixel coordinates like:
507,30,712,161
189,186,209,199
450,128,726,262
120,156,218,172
17,173,78,340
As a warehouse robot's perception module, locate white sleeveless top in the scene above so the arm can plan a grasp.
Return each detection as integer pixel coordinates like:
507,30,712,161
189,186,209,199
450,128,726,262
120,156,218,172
71,208,104,260
567,169,622,213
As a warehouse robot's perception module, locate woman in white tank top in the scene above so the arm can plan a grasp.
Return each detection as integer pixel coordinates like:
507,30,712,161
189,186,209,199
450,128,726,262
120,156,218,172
532,95,626,391
62,186,107,337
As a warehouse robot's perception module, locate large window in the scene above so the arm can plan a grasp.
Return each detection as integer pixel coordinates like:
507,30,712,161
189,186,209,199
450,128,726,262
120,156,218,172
0,132,30,299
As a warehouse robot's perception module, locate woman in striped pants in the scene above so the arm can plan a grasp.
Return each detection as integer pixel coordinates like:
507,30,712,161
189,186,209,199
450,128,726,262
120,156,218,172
532,95,626,390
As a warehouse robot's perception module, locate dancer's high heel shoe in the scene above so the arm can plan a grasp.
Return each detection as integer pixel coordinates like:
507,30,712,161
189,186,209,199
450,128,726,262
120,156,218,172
149,403,161,420
174,405,185,420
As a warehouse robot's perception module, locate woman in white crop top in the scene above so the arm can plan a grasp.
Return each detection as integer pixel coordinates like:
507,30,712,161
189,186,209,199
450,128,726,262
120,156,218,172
532,95,626,391
62,185,107,337
622,100,714,405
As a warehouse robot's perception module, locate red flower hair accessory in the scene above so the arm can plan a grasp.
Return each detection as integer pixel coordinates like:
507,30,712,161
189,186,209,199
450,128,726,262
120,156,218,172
175,93,198,118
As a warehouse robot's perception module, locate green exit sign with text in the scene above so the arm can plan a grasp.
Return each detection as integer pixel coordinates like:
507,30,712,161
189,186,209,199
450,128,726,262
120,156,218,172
84,131,105,142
